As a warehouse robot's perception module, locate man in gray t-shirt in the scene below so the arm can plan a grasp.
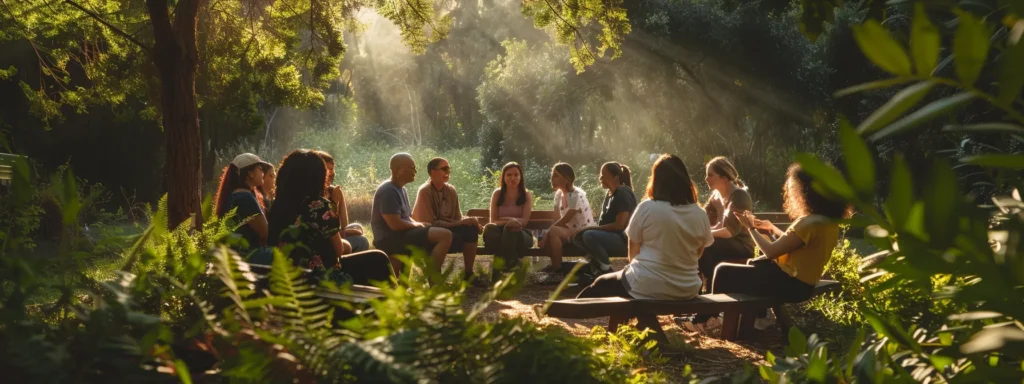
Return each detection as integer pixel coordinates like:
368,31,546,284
370,153,453,273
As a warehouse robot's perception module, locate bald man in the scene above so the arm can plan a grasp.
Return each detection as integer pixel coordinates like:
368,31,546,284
370,153,453,273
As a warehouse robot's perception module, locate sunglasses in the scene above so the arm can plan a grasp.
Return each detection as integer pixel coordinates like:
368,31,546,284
433,166,451,173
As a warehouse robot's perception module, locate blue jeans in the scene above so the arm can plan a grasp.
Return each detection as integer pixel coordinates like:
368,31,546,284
346,235,370,253
574,230,627,272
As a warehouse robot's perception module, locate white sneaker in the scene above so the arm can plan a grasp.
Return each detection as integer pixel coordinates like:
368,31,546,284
753,316,774,331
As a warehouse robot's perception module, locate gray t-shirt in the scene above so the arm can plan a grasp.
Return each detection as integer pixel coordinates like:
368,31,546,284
370,180,412,246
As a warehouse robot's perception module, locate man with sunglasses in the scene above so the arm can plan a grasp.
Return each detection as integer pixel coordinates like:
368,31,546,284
412,157,484,284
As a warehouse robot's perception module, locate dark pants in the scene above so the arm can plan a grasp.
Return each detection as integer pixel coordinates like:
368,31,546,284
695,260,814,321
572,229,627,273
483,223,533,271
576,270,662,335
374,227,432,256
339,250,396,286
699,237,754,293
448,224,480,252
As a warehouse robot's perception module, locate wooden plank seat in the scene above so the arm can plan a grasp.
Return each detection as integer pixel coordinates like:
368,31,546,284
538,279,840,341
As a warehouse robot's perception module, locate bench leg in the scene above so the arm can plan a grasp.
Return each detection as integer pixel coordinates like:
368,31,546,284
773,305,795,341
608,314,629,333
721,311,740,341
738,311,757,340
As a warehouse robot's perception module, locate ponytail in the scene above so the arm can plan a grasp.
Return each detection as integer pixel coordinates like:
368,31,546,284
601,162,633,190
620,165,632,190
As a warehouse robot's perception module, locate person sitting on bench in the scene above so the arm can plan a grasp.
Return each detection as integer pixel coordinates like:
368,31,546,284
215,153,272,263
699,156,755,289
315,150,370,253
571,161,637,286
682,162,850,333
538,162,596,274
371,153,453,274
412,157,483,283
576,154,711,334
483,162,534,277
267,149,395,286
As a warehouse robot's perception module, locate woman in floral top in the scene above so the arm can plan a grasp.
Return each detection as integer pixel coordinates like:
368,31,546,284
267,149,394,286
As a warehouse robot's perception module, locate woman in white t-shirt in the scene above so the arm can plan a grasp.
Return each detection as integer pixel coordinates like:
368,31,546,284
539,163,597,273
576,154,712,332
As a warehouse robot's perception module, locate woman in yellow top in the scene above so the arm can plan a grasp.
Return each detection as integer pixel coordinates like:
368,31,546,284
682,163,850,333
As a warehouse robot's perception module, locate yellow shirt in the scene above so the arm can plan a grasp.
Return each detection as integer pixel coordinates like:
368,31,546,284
775,215,840,285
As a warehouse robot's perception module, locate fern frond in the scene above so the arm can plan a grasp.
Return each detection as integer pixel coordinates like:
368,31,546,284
266,252,331,332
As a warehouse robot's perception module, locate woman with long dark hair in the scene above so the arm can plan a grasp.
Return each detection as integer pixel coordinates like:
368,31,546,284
268,149,394,286
483,162,534,276
571,161,637,286
538,162,596,273
215,153,271,255
682,163,851,333
576,155,712,338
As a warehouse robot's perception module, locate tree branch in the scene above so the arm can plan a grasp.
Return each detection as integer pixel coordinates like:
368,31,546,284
62,0,151,52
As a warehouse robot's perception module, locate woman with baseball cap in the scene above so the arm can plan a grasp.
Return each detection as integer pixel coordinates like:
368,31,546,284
215,153,273,262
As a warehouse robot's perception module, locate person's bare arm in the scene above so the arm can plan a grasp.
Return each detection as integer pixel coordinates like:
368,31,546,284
335,187,350,229
551,208,578,228
592,211,629,232
712,227,735,238
749,229,804,259
246,214,269,246
383,213,421,232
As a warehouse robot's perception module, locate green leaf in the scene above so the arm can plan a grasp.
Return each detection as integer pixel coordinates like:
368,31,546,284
174,359,194,384
844,328,866,379
924,160,960,248
911,4,940,75
864,311,923,354
885,154,913,231
840,121,876,198
953,11,991,86
853,19,913,75
834,77,914,98
869,93,977,141
998,32,1024,104
857,81,935,134
960,154,1024,169
785,326,808,357
807,346,828,382
795,153,857,200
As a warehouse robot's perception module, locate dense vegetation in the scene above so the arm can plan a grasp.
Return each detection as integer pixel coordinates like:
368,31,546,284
2,0,1023,382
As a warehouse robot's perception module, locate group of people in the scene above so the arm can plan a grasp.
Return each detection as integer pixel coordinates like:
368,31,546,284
216,149,849,334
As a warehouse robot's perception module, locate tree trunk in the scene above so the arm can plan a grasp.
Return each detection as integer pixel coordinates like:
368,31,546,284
147,0,203,229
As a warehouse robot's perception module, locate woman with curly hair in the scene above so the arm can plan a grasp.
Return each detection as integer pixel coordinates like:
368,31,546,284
215,153,272,255
682,163,851,334
268,149,394,286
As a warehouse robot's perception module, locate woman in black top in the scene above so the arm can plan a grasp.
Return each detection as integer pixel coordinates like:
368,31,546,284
571,162,637,285
215,153,271,259
267,149,394,286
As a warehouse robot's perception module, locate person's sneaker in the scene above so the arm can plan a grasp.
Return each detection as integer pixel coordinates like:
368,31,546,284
572,269,596,287
753,316,774,331
672,314,695,327
682,316,722,334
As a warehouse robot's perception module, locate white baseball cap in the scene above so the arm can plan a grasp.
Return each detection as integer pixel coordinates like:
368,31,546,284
230,153,272,170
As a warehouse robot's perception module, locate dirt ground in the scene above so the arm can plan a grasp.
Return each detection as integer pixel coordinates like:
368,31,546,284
452,256,791,381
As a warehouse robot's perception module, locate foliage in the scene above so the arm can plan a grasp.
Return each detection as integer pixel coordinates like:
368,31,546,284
751,3,1024,382
1,158,668,382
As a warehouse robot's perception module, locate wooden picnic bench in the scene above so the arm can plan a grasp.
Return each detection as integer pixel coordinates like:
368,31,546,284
539,279,840,341
465,208,792,257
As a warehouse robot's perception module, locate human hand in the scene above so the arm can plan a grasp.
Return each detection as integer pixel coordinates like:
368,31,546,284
343,227,363,237
751,217,773,231
462,217,479,226
507,219,522,232
733,210,755,229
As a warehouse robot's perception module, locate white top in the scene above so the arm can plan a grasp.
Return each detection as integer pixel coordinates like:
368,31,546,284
623,200,714,300
553,188,596,231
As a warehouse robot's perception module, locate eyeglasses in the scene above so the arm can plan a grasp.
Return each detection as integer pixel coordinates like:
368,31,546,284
432,166,451,173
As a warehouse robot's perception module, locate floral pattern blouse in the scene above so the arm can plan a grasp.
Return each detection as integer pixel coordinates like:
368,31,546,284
278,196,352,285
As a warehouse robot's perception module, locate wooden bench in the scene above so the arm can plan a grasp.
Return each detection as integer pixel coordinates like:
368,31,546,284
538,279,840,341
465,208,792,257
